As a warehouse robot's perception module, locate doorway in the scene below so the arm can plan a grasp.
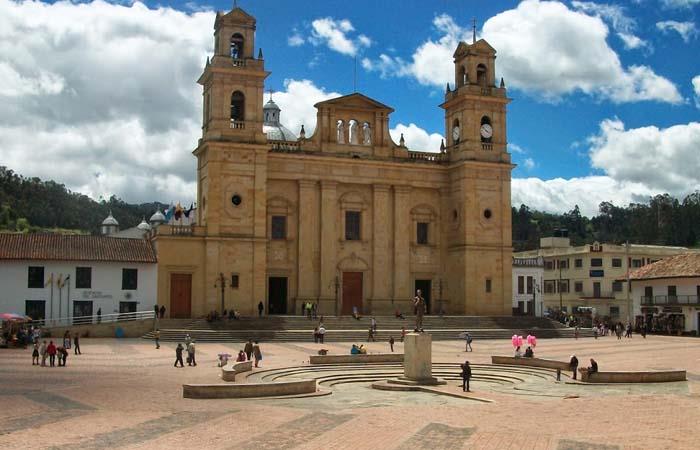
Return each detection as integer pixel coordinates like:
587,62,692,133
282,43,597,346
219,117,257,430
73,300,93,325
593,282,601,298
341,272,363,315
414,279,432,314
268,277,288,314
170,273,192,318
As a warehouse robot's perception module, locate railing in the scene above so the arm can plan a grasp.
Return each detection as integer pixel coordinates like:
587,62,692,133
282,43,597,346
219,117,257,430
231,58,246,67
230,120,246,129
406,151,447,163
640,295,700,306
481,143,493,151
481,87,491,96
170,224,194,236
270,141,302,152
30,310,156,328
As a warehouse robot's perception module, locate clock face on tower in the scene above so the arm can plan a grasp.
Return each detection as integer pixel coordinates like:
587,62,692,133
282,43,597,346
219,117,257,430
452,125,460,142
480,123,493,139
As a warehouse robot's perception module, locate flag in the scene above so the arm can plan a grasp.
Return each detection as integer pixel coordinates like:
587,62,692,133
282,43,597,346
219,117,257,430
45,273,53,288
184,203,194,218
57,274,63,288
164,204,174,222
174,202,183,220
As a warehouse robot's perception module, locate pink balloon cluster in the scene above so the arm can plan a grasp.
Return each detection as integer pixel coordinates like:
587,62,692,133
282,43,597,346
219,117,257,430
526,334,537,347
511,334,523,348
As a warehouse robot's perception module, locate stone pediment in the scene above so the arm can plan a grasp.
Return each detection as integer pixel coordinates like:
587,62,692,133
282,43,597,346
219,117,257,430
314,93,394,113
453,39,496,58
216,7,256,27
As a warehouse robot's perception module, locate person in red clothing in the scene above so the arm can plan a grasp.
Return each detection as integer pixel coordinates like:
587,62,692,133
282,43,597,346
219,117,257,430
46,340,57,367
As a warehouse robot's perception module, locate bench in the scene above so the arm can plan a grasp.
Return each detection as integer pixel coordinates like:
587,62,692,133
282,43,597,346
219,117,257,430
491,355,571,371
221,360,253,382
183,379,317,399
309,353,404,365
578,368,686,383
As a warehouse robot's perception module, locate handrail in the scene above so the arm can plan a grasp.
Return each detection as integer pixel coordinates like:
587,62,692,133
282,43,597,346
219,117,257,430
32,310,156,328
640,295,699,306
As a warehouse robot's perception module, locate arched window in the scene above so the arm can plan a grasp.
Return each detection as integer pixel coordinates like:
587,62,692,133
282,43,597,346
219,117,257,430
230,33,244,59
362,122,371,145
336,120,345,144
231,91,245,122
348,119,359,145
459,66,467,86
476,64,487,87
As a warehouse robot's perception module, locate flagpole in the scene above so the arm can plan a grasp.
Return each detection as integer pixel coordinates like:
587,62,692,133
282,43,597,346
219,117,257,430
58,275,62,320
49,273,54,325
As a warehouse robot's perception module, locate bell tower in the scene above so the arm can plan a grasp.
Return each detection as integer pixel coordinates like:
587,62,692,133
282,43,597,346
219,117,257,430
198,6,269,144
440,37,509,163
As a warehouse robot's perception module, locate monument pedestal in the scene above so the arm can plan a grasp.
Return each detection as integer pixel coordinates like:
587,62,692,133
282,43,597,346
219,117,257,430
374,332,445,390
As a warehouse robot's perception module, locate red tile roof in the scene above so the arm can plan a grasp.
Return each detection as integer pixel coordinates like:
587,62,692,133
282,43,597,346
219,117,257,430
0,234,157,263
627,252,700,281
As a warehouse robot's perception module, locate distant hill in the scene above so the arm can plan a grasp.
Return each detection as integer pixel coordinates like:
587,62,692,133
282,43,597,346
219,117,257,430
0,166,167,234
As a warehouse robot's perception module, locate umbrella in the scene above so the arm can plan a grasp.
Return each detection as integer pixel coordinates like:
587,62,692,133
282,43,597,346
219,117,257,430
0,313,31,321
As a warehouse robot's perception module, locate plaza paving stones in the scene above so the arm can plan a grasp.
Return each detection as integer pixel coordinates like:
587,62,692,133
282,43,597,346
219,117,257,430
1,334,699,449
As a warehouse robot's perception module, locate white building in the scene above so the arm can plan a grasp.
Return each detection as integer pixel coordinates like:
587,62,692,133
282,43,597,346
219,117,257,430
0,233,157,322
629,252,700,335
512,256,544,316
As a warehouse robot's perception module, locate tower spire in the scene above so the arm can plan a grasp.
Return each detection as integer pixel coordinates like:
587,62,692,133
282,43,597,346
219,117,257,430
267,88,274,102
472,18,477,44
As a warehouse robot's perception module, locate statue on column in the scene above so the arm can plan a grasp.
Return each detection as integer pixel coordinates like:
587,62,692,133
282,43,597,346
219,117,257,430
413,289,426,332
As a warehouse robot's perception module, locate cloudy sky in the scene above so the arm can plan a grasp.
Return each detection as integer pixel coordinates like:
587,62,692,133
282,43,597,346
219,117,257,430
0,0,698,216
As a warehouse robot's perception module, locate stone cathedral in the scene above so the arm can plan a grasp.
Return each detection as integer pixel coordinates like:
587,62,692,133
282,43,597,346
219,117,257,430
153,5,513,318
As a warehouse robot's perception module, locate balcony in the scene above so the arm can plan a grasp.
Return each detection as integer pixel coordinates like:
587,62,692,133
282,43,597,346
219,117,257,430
230,120,246,130
231,58,246,67
406,151,448,163
640,295,700,306
481,143,493,151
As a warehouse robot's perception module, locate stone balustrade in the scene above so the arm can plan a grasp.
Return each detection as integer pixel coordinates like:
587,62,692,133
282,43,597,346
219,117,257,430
309,353,404,365
578,368,686,383
182,379,317,399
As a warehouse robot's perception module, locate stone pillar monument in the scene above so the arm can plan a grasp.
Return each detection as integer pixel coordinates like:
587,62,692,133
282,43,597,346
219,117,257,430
397,333,445,386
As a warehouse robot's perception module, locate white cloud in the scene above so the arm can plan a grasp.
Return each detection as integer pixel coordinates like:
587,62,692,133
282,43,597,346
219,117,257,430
364,1,681,104
693,75,700,107
309,17,370,56
589,118,700,195
287,33,305,47
272,79,341,136
523,158,536,170
656,21,698,42
512,176,655,216
389,123,444,152
508,143,526,154
571,1,650,50
0,0,214,204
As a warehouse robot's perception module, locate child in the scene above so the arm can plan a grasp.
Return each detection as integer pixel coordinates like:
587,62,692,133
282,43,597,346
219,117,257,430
32,342,39,365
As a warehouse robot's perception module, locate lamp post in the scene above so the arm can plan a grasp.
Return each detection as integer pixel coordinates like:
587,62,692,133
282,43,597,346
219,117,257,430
626,240,631,324
436,278,445,317
558,258,563,312
214,273,227,314
532,279,541,317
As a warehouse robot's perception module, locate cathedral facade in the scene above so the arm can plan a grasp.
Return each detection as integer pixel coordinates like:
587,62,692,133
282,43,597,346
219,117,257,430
153,6,513,318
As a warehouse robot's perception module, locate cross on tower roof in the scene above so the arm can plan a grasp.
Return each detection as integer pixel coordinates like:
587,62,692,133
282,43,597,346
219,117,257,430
267,88,274,102
472,18,477,44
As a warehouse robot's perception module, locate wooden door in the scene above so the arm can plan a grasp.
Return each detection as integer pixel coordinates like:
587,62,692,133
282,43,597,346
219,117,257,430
268,277,288,315
170,273,192,319
341,272,363,315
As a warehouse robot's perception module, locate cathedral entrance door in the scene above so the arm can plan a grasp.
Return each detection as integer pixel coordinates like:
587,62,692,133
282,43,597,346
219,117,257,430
341,272,363,315
414,279,432,314
170,273,192,319
268,277,288,315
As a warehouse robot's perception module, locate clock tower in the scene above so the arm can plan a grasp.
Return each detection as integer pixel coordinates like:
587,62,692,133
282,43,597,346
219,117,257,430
440,37,513,315
441,38,510,163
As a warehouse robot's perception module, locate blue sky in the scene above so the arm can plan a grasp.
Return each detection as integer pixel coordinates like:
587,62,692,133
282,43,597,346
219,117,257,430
1,0,698,215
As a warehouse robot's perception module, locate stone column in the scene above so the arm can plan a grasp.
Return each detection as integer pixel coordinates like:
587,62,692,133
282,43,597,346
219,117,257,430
297,180,317,303
372,184,391,309
393,185,411,302
320,180,338,314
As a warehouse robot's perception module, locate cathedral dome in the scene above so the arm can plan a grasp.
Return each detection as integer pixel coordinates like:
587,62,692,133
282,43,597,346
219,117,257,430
149,210,166,225
102,211,119,226
137,218,151,231
262,99,297,142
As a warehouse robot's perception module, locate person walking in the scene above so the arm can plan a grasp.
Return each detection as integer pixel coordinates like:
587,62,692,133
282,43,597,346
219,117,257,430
187,340,197,366
32,342,39,365
258,301,264,317
154,304,159,319
371,317,377,333
465,332,473,352
59,346,68,367
413,289,426,332
174,343,184,367
625,323,632,338
154,329,161,349
367,326,375,342
159,305,166,319
96,307,102,324
389,336,395,352
63,331,71,350
252,341,262,368
641,323,647,339
569,355,579,380
47,340,57,367
400,326,406,342
574,326,580,339
39,340,47,367
244,339,254,360
73,333,81,355
461,361,472,392
185,333,192,347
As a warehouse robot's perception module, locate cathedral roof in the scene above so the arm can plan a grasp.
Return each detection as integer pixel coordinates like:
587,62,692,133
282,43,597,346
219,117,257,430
101,211,118,226
314,92,394,113
263,99,296,142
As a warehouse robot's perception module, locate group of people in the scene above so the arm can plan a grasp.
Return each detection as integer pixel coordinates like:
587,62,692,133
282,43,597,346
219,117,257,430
302,301,318,320
31,330,81,367
313,324,327,343
153,304,167,319
174,334,198,367
3,323,42,348
513,345,535,358
568,355,598,380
